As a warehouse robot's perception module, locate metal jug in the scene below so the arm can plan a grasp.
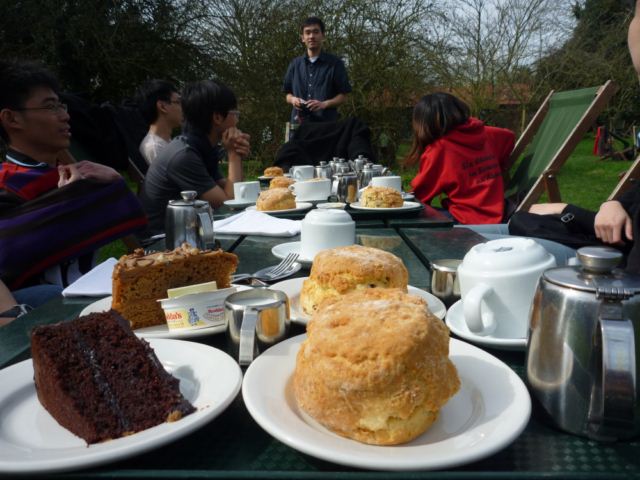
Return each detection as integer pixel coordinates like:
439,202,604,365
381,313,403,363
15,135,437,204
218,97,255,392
349,155,367,173
332,172,358,203
372,164,389,176
526,246,640,441
165,190,215,250
358,163,375,190
314,161,332,179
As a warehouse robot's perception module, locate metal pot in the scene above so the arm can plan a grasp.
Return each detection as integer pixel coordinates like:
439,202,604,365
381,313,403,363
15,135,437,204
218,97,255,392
165,191,215,250
314,161,332,179
526,246,640,441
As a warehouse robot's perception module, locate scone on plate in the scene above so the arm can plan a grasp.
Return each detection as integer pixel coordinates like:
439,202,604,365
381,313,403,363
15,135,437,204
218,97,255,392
294,288,460,445
256,187,296,211
360,186,403,208
300,245,408,315
263,166,284,177
269,176,296,189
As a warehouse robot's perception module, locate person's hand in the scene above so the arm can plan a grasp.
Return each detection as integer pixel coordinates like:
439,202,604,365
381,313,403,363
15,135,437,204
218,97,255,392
292,97,306,109
305,99,327,111
222,127,251,158
57,163,83,187
528,203,568,215
594,200,633,245
73,161,121,183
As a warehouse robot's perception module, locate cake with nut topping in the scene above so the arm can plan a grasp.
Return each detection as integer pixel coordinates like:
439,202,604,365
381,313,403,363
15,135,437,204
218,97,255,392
111,243,238,329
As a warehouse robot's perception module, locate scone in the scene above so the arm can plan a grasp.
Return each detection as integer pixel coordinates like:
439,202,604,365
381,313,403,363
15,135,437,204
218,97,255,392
263,166,284,177
294,288,460,445
256,187,296,211
360,186,403,208
300,245,408,315
269,176,296,189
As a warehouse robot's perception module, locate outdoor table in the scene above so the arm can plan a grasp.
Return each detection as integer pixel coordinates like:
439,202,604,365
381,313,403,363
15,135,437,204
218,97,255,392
1,223,639,479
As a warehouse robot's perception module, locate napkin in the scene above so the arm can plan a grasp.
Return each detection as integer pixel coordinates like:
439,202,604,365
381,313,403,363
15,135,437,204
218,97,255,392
62,257,117,297
214,210,301,237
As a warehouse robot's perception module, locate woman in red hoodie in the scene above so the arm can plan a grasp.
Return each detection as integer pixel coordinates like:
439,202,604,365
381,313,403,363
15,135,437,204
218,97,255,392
405,93,515,224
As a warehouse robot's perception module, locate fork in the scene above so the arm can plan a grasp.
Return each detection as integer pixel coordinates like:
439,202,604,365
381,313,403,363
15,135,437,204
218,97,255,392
232,252,300,283
259,253,299,280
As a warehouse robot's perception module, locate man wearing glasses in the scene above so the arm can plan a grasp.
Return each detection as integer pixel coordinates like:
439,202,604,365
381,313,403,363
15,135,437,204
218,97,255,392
0,60,146,290
140,79,250,234
135,79,183,165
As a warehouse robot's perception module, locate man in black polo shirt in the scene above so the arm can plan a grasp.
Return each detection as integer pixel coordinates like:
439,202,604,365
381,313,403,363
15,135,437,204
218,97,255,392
283,16,351,124
140,80,250,234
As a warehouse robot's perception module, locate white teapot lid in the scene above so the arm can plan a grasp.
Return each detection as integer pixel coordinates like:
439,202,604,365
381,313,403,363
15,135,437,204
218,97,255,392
461,237,553,272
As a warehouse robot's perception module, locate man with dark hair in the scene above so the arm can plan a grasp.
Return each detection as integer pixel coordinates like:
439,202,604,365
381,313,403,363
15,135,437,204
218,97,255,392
283,16,351,124
140,80,250,234
135,79,182,164
0,60,147,289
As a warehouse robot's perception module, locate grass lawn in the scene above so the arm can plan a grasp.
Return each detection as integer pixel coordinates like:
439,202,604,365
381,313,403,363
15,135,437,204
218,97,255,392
97,133,634,262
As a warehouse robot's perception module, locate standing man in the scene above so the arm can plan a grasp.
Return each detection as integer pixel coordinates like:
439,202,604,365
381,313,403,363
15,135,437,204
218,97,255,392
140,80,250,234
283,16,352,125
136,79,183,165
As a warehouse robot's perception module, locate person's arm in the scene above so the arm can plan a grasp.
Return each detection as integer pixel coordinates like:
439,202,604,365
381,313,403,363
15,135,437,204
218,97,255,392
629,0,640,79
73,161,122,183
528,203,568,215
286,93,305,109
594,200,633,244
306,93,347,112
0,280,18,327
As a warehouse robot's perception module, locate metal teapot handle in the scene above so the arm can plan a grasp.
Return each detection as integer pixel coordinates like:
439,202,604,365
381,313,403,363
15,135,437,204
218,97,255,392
589,300,636,438
197,211,215,248
239,307,259,366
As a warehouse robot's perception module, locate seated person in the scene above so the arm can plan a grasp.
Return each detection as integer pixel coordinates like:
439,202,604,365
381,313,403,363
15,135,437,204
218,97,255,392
135,79,183,164
0,60,147,288
404,92,515,224
140,80,250,234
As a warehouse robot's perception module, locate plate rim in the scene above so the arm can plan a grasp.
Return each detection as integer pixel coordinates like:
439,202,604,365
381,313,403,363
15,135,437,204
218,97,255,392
271,241,312,266
445,300,527,351
349,201,423,212
223,199,256,208
0,338,242,474
242,334,531,471
246,202,313,214
269,277,446,324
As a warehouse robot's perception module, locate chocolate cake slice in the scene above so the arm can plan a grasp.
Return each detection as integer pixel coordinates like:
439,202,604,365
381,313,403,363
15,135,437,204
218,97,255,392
30,311,195,444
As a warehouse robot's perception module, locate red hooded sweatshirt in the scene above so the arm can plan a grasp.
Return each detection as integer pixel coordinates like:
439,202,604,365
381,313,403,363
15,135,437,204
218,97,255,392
411,117,515,224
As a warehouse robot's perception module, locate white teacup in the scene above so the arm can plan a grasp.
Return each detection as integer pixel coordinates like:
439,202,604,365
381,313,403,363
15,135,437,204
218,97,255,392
370,175,402,192
288,178,331,202
290,165,314,181
233,181,260,202
458,238,556,339
300,209,355,261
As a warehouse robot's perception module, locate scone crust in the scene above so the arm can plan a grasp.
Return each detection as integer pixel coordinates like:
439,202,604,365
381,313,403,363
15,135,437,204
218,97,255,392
263,166,284,177
300,245,408,315
360,186,403,208
269,176,296,189
256,188,296,211
294,289,460,445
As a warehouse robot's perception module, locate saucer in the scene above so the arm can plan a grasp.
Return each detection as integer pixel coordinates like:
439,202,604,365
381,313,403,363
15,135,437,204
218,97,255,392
271,241,312,267
223,199,256,210
246,202,313,215
350,201,423,212
402,192,415,201
445,300,526,351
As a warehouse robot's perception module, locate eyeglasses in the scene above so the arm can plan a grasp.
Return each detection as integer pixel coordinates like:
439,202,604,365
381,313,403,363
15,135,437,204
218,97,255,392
229,110,240,119
14,102,68,115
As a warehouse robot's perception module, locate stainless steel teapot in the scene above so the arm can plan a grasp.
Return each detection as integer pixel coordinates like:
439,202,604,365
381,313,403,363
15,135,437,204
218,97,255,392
314,161,332,179
526,247,640,441
165,191,215,250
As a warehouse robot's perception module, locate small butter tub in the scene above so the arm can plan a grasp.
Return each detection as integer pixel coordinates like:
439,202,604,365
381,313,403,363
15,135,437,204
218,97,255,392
159,287,237,331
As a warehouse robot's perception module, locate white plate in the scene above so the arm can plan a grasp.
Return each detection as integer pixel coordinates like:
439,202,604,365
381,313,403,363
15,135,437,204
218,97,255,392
223,199,256,209
445,300,527,351
80,285,251,339
402,192,415,201
349,201,423,212
242,334,530,471
258,174,292,180
0,339,242,474
246,202,313,214
269,277,446,324
271,241,312,267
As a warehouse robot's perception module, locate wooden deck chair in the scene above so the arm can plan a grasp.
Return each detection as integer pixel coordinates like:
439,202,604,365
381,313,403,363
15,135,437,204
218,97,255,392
504,80,618,213
609,153,640,200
